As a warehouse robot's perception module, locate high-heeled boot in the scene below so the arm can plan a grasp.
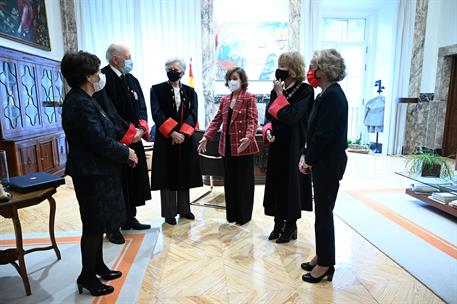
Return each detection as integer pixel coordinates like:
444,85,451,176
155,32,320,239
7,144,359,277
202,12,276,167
276,221,297,243
268,218,285,240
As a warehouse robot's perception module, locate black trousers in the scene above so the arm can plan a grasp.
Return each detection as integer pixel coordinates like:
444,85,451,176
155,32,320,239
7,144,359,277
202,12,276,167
160,189,190,218
311,154,346,266
223,154,255,224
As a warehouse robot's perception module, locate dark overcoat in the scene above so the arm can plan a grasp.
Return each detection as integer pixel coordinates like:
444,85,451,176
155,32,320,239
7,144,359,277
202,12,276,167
62,87,129,233
262,82,314,221
101,65,151,206
150,81,202,191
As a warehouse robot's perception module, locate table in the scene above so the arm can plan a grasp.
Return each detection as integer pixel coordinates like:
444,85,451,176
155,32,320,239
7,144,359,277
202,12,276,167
396,172,457,217
0,187,61,296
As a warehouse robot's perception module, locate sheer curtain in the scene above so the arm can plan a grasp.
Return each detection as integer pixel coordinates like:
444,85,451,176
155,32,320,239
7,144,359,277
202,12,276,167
75,0,203,123
386,0,415,155
300,0,320,66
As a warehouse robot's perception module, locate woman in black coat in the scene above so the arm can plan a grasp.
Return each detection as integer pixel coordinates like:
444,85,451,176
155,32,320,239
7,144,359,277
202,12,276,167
61,51,138,296
262,51,314,243
299,49,348,283
150,58,202,225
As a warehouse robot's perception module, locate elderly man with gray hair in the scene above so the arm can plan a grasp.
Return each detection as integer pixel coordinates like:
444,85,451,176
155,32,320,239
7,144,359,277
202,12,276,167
150,58,202,225
101,43,151,244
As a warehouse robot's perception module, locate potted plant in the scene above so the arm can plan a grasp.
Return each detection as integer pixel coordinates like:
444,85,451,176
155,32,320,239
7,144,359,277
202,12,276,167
405,150,453,178
347,138,370,154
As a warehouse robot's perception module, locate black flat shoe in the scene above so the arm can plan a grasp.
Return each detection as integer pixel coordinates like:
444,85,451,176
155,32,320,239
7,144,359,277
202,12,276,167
77,278,114,296
180,212,195,220
276,228,297,243
302,266,335,283
122,218,151,230
301,261,316,271
97,270,122,281
165,217,177,225
106,232,125,244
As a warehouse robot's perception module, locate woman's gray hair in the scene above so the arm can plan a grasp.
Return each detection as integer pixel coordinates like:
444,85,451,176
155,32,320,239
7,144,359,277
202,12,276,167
165,57,187,72
310,49,346,82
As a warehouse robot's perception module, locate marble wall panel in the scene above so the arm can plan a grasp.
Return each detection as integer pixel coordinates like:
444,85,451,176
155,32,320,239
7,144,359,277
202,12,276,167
201,0,217,127
433,100,448,151
60,0,78,53
289,0,301,51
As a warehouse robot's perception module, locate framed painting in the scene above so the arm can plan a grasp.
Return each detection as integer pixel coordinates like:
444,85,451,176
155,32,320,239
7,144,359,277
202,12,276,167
0,0,51,51
215,21,288,81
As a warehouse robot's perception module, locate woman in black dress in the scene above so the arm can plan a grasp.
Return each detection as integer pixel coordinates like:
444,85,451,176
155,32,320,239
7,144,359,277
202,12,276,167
61,51,138,296
262,51,314,243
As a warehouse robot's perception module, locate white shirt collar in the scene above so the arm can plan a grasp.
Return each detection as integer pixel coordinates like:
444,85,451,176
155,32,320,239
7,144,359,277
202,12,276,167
109,65,123,77
285,81,296,90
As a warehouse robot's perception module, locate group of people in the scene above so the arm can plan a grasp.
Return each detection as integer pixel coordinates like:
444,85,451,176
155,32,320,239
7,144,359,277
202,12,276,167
60,44,348,296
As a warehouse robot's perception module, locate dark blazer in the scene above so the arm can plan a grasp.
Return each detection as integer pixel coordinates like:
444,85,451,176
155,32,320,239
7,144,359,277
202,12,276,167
93,89,136,144
204,91,259,156
62,87,129,177
304,83,348,178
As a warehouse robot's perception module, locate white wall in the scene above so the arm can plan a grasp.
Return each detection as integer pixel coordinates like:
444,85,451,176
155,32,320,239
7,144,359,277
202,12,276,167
0,0,64,60
421,0,457,93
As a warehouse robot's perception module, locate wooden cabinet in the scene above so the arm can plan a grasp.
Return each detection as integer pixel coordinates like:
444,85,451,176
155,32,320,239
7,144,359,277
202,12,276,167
0,46,67,177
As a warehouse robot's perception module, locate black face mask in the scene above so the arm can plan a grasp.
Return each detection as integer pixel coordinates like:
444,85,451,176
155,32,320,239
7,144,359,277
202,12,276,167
275,69,289,81
167,70,182,82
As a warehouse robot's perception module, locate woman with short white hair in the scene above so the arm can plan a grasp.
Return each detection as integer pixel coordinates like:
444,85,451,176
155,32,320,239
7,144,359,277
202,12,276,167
150,57,202,225
299,48,348,283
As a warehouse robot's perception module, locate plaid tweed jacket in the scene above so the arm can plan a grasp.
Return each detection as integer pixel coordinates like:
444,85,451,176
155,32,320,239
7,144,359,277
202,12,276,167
205,91,259,156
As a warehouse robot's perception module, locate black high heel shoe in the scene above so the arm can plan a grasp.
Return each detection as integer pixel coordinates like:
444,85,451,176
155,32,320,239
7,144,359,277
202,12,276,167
300,261,316,271
77,277,114,296
97,270,122,281
302,266,335,283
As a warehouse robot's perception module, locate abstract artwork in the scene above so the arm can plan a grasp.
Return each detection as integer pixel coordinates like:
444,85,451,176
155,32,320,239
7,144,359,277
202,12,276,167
216,21,288,80
0,0,51,50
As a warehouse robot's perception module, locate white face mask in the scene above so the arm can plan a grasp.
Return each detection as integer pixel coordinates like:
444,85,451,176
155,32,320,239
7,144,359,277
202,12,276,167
93,73,106,92
228,79,241,92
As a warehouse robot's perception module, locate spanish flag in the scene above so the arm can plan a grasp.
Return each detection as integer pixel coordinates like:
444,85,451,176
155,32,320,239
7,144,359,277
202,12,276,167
188,57,195,88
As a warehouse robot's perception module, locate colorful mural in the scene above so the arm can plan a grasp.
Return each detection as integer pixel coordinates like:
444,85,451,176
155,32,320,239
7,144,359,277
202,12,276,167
216,21,288,80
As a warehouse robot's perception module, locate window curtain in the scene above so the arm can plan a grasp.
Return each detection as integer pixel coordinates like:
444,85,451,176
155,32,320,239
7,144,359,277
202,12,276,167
386,0,415,155
300,0,320,66
75,0,203,124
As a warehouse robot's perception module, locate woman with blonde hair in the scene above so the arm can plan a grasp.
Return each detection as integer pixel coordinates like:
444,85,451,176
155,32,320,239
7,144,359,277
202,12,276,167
299,48,348,283
262,51,314,243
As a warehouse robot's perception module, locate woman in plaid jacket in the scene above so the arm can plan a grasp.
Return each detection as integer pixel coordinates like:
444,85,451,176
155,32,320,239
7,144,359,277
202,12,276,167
198,67,259,225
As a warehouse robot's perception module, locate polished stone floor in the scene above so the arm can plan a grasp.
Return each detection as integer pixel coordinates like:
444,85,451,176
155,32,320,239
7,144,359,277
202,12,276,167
1,153,451,303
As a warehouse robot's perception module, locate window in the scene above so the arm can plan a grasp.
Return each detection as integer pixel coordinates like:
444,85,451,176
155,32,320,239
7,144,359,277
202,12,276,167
321,17,368,141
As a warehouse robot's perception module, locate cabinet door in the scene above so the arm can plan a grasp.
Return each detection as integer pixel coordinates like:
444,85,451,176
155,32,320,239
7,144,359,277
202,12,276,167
37,66,58,126
18,143,39,175
52,69,65,123
38,139,56,172
56,135,67,167
0,59,23,137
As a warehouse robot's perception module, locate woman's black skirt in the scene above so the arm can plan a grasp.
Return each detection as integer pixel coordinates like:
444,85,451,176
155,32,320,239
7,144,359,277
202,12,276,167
72,173,126,235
